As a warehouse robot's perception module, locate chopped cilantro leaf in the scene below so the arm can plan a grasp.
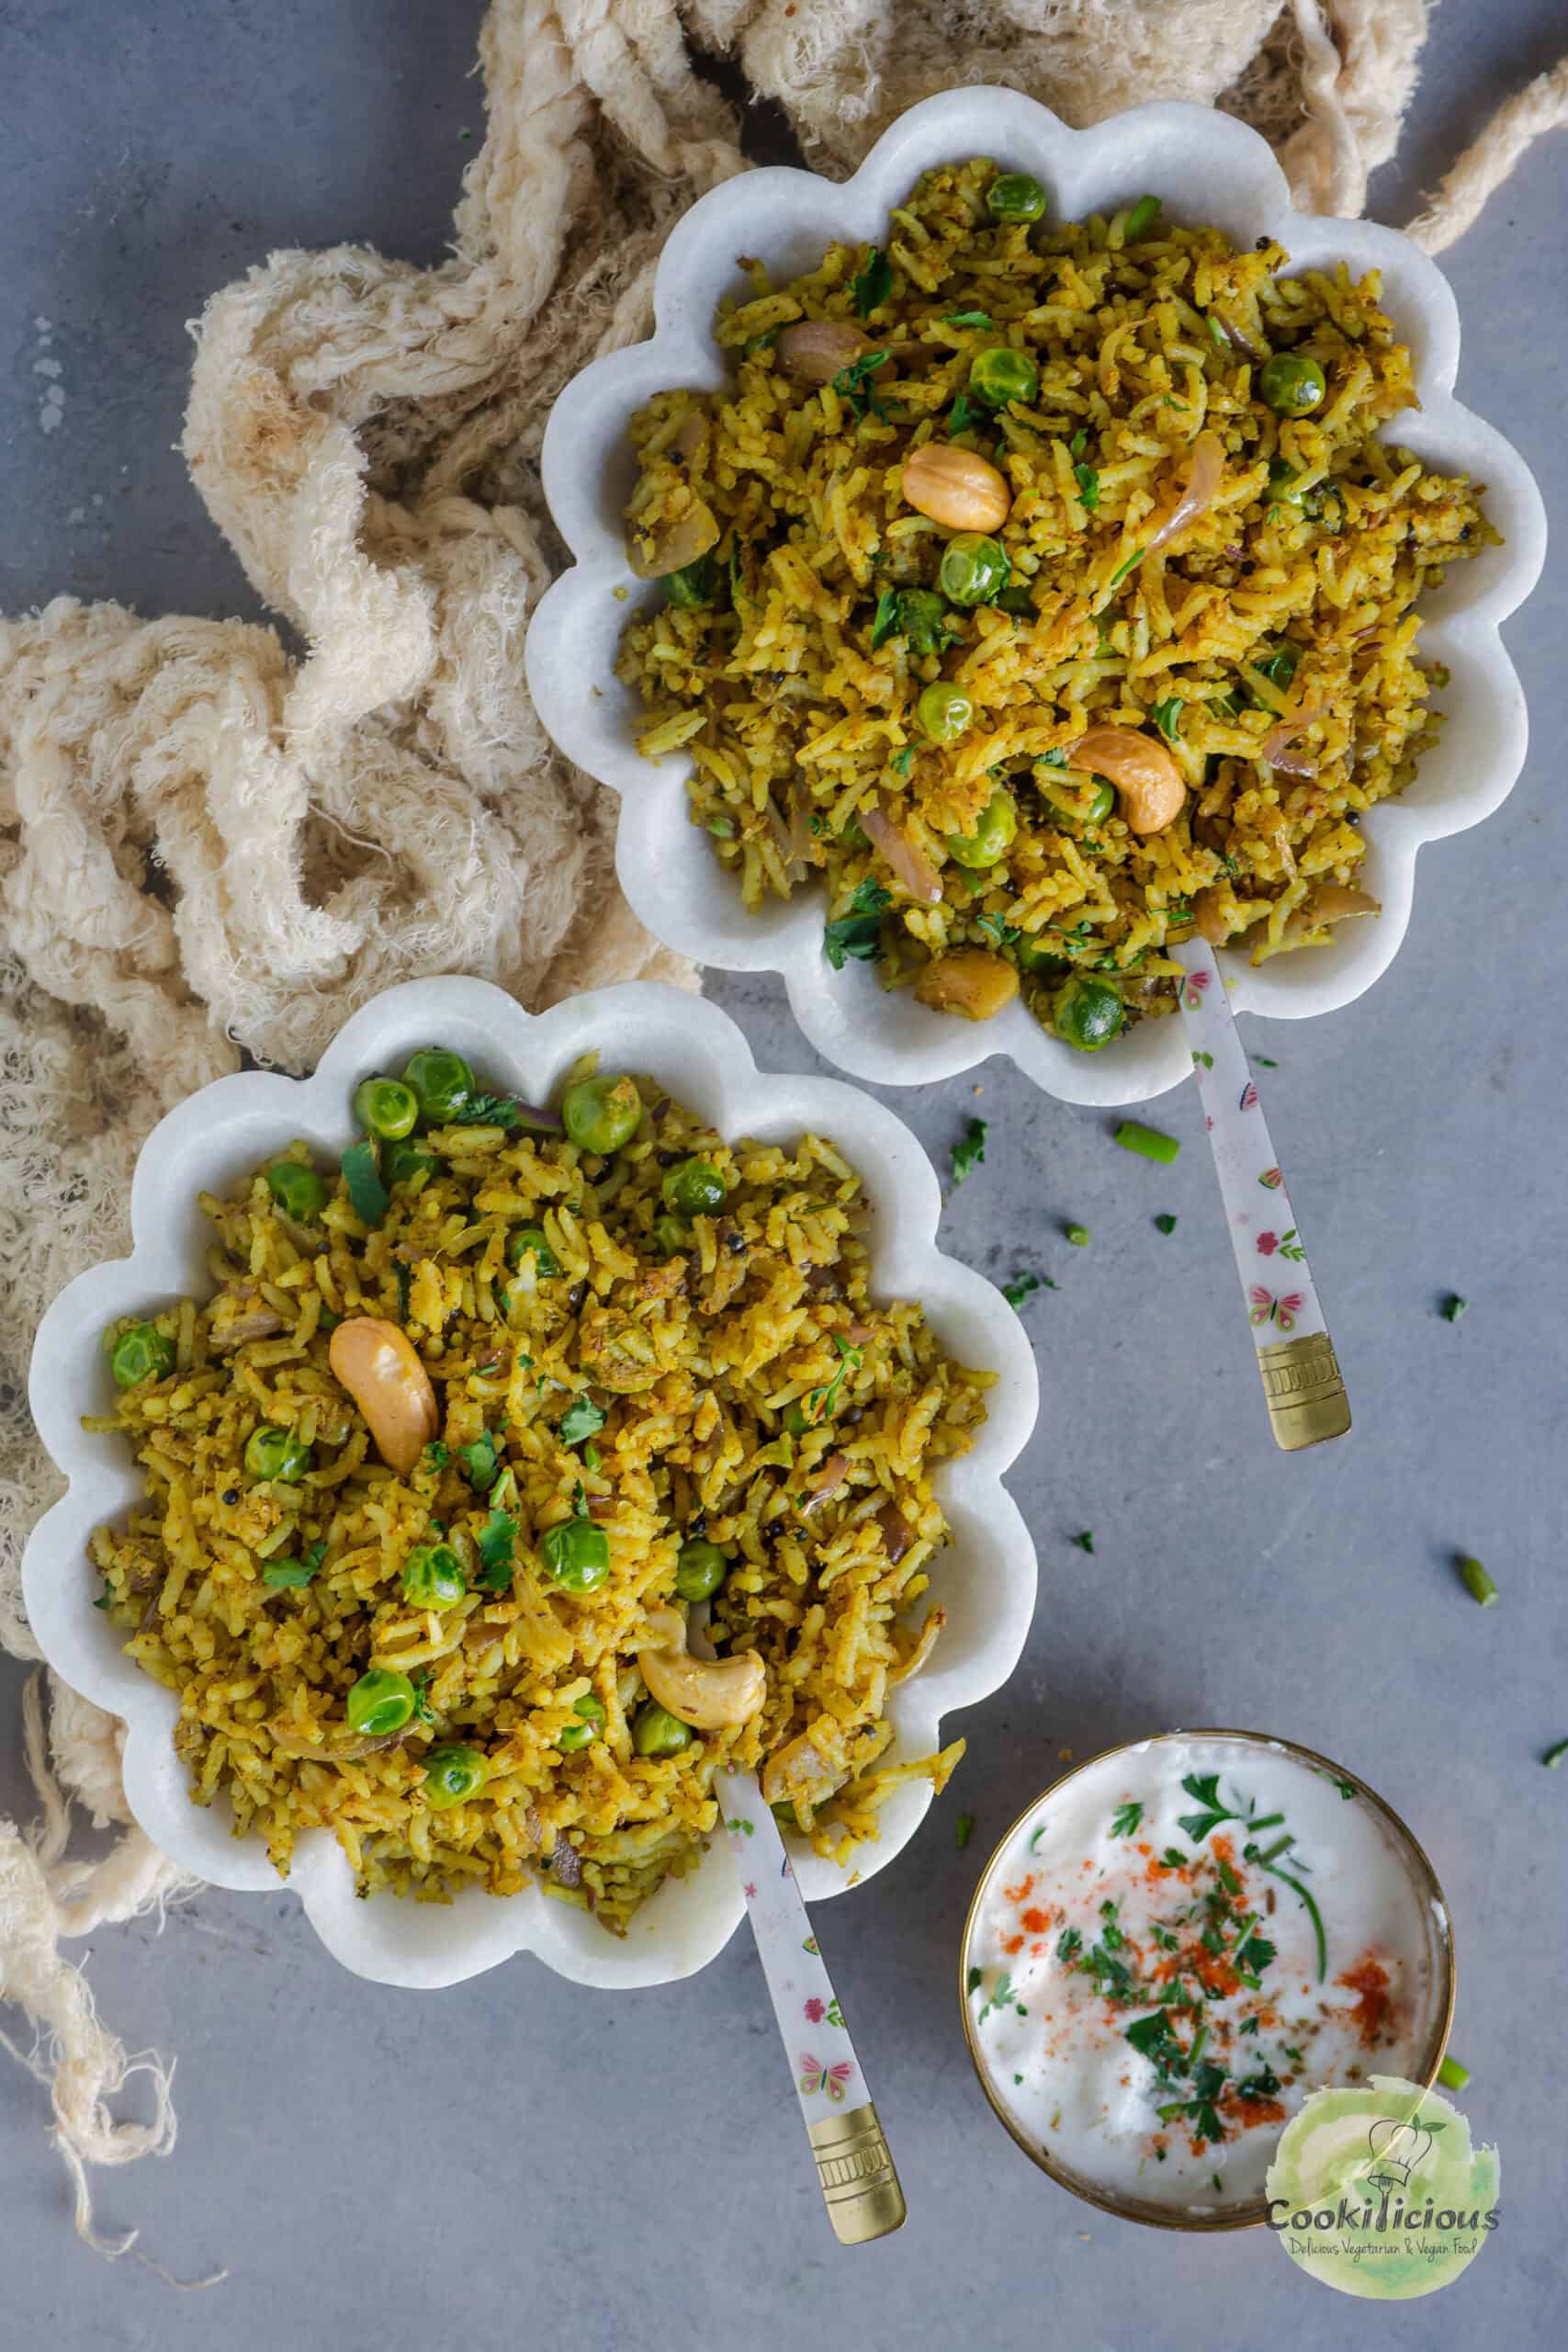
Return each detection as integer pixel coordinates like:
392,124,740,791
955,1812,975,1849
975,911,1020,951
1441,1293,1469,1323
949,390,981,435
967,1965,984,1995
831,347,892,419
944,309,992,327
1150,696,1184,741
870,588,900,650
1154,1213,1178,1235
950,1117,987,1188
458,1431,501,1492
824,876,893,968
421,1438,449,1471
1056,1927,1083,1961
476,1510,517,1591
1001,1272,1040,1313
1160,1847,1187,1870
558,1395,606,1448
1073,1530,1095,1554
1111,1800,1144,1838
852,246,893,317
1074,461,1100,511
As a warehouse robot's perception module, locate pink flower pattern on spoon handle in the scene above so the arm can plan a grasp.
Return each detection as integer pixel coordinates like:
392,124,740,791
713,1766,865,2125
1171,936,1331,1356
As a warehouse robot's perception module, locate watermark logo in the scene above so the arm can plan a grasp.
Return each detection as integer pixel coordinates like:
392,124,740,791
1266,2075,1500,2301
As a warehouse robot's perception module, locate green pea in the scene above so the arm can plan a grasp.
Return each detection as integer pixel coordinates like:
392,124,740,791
666,554,718,609
401,1543,467,1611
661,1158,727,1217
540,1519,611,1592
506,1225,560,1276
947,787,1017,869
346,1668,416,1737
1267,457,1306,506
674,1539,729,1601
559,1691,607,1747
969,345,1039,410
353,1077,420,1141
1052,974,1126,1053
1015,939,1071,978
382,1138,437,1189
423,1741,488,1805
632,1702,694,1758
916,681,974,745
400,1047,475,1125
266,1162,327,1222
987,173,1047,223
1258,353,1326,416
560,1072,642,1156
890,588,951,660
651,1214,693,1257
1036,768,1113,829
109,1323,175,1390
939,533,1010,607
244,1425,312,1483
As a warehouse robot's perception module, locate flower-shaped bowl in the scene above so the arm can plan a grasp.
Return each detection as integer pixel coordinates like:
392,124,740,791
526,87,1546,1107
22,978,1038,1988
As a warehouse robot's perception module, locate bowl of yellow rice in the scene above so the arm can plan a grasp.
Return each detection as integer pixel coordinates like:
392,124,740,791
23,978,1037,1988
526,88,1544,1105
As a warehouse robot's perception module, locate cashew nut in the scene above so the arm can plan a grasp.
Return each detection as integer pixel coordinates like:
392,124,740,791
899,441,1011,532
328,1317,438,1477
1069,724,1188,837
637,1610,767,1731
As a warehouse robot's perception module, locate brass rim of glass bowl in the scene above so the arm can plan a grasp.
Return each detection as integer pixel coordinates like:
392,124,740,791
956,1726,1457,2233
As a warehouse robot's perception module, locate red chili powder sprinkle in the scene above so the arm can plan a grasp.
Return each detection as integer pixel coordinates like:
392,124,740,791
1337,1952,1393,2046
1001,1933,1025,1955
1020,1907,1051,1935
1003,1874,1036,1904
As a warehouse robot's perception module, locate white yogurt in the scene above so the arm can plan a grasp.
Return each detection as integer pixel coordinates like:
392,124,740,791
964,1736,1446,2214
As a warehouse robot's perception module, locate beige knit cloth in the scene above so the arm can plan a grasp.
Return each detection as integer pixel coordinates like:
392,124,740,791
1,0,1562,2251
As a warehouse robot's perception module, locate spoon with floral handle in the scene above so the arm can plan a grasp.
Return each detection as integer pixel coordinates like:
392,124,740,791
1170,934,1351,1449
689,1610,905,2242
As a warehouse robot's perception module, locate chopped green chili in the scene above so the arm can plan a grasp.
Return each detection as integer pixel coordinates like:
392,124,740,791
1456,1555,1498,1607
1115,1120,1180,1165
1065,1222,1090,1247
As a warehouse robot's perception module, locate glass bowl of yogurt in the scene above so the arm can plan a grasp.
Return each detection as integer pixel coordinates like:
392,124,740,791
958,1730,1455,2229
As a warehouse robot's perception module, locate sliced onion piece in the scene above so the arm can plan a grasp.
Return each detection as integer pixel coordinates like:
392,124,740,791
1145,431,1225,559
1260,701,1325,781
799,1452,851,1512
862,800,942,904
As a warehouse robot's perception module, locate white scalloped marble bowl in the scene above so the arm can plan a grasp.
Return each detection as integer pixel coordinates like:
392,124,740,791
527,88,1546,1107
23,978,1038,1989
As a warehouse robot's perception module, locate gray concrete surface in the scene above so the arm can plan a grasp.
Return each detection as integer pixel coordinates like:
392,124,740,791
2,6,1564,2346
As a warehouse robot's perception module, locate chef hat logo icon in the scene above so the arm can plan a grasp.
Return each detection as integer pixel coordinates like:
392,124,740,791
1366,2116,1434,2186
